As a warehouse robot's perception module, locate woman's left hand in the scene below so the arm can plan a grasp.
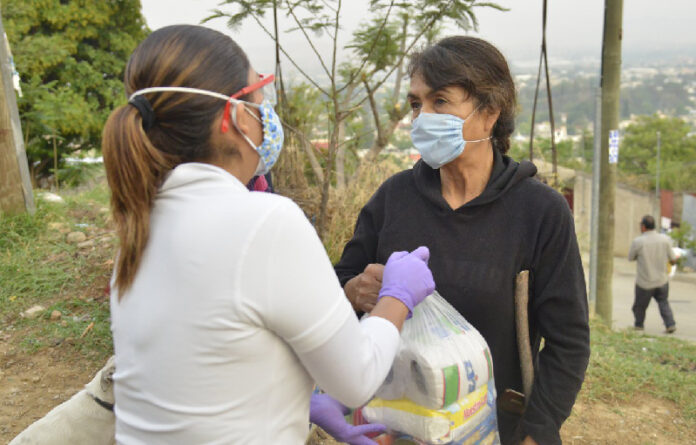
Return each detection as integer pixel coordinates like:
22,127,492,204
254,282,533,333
309,393,386,445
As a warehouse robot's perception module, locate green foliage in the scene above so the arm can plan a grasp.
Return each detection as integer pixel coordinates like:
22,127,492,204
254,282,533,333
670,221,696,251
347,16,402,73
2,0,149,179
283,83,325,136
619,115,696,192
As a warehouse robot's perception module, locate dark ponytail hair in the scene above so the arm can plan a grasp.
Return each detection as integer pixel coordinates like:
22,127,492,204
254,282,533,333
408,36,516,154
103,25,251,296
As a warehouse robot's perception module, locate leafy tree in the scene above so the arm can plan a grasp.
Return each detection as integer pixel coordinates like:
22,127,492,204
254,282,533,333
619,115,696,192
207,0,504,238
2,0,149,180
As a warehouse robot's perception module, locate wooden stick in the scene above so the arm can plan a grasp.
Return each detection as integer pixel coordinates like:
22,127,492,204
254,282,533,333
80,321,94,339
515,270,534,405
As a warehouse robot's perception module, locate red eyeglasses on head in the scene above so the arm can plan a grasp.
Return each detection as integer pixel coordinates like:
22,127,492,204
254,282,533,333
221,73,276,133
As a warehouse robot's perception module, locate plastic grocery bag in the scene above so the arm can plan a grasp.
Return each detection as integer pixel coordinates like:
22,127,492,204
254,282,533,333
363,292,500,444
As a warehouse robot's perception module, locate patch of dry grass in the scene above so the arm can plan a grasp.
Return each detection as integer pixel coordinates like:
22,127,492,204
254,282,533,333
273,145,403,263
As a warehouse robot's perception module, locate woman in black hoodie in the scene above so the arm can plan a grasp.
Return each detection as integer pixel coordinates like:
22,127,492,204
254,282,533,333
335,36,590,445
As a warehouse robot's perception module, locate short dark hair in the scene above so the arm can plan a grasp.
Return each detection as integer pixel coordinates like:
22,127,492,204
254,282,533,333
408,36,516,154
641,215,655,230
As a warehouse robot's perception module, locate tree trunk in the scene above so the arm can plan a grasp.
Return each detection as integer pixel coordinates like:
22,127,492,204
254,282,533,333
0,19,34,215
318,110,341,240
301,136,324,184
334,84,356,190
391,16,409,105
364,103,409,163
335,119,347,189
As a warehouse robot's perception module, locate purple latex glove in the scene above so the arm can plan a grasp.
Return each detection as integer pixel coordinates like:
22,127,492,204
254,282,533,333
378,246,435,318
309,393,386,445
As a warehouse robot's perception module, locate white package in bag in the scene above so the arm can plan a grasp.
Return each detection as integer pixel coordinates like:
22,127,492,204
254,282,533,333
375,292,494,409
365,291,500,444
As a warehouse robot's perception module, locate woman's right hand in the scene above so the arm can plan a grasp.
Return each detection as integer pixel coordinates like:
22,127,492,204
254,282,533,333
378,246,435,317
345,264,384,313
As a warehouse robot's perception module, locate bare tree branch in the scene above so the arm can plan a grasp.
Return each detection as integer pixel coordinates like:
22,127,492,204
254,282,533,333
331,0,341,85
391,15,409,104
248,13,331,96
364,101,410,162
280,119,325,182
337,129,374,149
318,0,344,238
286,4,332,79
363,79,384,146
317,0,337,13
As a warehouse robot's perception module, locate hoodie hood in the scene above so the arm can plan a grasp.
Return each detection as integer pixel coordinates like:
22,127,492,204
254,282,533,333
413,148,537,211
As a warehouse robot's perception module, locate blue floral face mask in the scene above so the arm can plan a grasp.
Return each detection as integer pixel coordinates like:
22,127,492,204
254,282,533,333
231,100,284,176
411,107,490,169
128,86,284,176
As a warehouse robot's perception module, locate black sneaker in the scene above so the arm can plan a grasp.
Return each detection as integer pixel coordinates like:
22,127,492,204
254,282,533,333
666,326,676,334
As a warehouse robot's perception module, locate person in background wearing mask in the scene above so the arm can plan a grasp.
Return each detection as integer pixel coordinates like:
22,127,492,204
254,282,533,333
103,25,435,445
335,36,590,445
629,215,677,333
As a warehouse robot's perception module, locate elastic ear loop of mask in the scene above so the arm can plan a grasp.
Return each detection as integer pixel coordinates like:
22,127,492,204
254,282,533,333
127,86,260,134
460,105,491,143
223,97,262,134
230,104,261,150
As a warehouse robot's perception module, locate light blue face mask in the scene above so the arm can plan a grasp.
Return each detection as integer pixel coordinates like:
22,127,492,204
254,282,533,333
410,108,490,169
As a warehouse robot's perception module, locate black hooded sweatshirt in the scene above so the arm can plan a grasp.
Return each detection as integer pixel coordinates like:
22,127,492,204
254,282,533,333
335,151,590,445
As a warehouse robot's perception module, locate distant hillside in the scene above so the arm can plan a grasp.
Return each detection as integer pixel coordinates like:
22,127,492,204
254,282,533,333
513,60,696,135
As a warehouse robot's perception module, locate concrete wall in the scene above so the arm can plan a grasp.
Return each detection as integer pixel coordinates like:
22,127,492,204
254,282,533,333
572,171,657,257
682,194,696,230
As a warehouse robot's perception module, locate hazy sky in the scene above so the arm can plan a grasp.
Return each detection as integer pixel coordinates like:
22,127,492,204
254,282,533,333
140,0,696,75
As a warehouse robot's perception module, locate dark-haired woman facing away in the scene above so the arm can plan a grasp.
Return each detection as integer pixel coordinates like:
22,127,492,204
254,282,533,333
104,25,435,444
336,36,590,445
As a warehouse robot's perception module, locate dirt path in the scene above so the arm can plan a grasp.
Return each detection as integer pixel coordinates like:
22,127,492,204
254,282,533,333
0,335,101,442
561,396,694,444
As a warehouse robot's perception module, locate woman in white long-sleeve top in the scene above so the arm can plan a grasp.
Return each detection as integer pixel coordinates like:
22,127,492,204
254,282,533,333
103,25,435,445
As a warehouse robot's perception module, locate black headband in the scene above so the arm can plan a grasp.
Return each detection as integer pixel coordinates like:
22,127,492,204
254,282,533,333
128,95,155,130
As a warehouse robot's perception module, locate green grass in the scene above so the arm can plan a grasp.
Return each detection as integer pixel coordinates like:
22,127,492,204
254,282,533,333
582,319,696,420
0,177,114,361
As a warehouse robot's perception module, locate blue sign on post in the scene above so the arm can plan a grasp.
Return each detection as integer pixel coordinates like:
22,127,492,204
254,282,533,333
608,129,619,164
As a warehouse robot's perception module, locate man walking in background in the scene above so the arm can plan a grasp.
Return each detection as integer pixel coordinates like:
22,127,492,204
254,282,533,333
629,215,678,333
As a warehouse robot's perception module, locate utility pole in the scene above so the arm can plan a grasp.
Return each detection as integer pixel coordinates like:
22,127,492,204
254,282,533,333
589,89,601,312
655,131,661,221
0,16,34,215
596,0,623,326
